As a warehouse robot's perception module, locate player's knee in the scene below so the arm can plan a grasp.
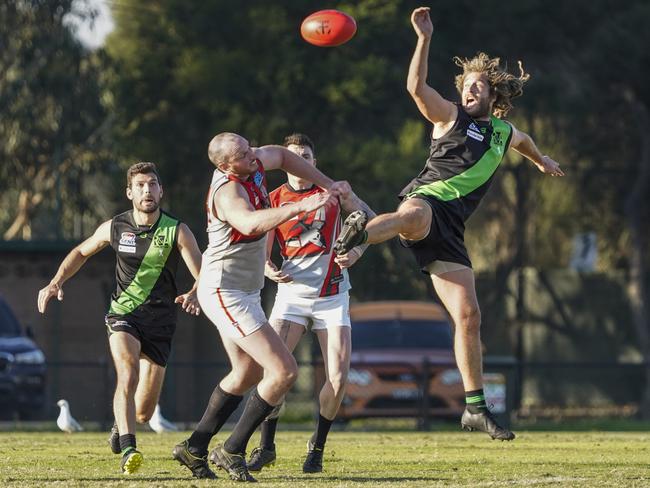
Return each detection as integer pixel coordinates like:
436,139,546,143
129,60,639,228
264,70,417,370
399,204,430,233
276,358,298,390
457,306,481,334
328,375,347,399
116,368,139,393
222,371,248,392
135,410,152,424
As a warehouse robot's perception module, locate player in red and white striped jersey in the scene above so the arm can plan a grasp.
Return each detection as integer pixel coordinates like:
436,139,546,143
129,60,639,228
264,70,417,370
246,133,375,474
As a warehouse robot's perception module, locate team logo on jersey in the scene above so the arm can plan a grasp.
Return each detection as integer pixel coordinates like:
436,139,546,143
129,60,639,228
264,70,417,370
253,170,264,187
287,206,327,249
467,123,484,142
252,170,269,204
118,232,137,253
153,234,171,248
119,232,136,246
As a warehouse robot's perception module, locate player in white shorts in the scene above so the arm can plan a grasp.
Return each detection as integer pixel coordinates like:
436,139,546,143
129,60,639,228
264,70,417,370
245,133,375,474
172,132,351,482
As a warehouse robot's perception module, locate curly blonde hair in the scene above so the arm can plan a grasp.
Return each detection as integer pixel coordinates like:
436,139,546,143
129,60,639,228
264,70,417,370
454,52,530,118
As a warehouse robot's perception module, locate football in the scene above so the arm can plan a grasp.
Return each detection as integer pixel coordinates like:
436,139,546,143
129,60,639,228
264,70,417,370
300,9,357,47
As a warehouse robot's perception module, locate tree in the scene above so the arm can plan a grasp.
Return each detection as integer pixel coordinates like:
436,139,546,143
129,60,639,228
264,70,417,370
0,0,113,240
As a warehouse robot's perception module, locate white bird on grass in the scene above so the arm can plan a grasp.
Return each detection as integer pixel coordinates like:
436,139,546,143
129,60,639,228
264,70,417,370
148,404,178,433
56,399,83,433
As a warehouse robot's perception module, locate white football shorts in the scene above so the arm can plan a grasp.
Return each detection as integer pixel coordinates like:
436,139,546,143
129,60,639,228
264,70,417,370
198,285,267,339
269,290,351,330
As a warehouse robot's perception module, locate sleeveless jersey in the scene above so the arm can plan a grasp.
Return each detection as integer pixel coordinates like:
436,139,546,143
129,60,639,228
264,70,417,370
270,184,350,298
399,107,513,221
201,161,270,292
108,209,181,325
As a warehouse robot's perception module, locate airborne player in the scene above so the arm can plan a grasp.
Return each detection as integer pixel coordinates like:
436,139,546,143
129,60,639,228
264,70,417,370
335,7,564,441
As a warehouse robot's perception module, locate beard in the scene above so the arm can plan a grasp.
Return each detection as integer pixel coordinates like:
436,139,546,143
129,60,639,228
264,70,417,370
135,199,160,213
464,98,491,119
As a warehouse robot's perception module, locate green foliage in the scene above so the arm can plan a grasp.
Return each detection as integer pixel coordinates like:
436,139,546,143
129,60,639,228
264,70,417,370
103,0,649,284
0,0,113,240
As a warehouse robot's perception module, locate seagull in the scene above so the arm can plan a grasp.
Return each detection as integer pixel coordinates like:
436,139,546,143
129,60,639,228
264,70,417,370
56,399,83,433
148,404,178,433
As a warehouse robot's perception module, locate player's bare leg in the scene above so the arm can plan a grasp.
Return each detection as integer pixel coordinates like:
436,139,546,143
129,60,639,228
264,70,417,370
134,356,166,423
248,320,304,471
210,324,298,481
315,326,351,419
302,326,352,473
108,332,144,473
335,198,432,254
174,338,262,480
432,268,514,441
108,354,165,454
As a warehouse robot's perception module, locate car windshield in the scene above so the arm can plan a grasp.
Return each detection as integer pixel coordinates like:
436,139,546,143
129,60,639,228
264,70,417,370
0,298,22,337
352,319,453,350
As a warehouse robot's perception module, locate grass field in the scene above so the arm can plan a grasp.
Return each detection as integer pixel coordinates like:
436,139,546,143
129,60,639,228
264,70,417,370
1,430,649,487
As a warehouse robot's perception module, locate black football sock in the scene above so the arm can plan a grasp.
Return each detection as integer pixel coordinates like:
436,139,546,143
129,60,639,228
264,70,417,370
465,388,488,413
188,384,243,456
260,417,279,450
224,390,274,454
119,434,136,454
311,414,334,449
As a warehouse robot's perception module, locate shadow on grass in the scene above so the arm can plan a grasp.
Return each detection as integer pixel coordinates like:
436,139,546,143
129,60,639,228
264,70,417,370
264,475,448,483
5,477,191,483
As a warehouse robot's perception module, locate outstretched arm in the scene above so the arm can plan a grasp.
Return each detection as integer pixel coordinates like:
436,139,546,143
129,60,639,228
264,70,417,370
216,181,336,236
253,145,351,198
37,220,111,313
406,7,456,125
509,125,565,176
174,223,202,316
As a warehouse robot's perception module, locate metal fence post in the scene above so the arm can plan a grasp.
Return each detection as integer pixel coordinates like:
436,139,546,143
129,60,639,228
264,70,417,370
418,357,430,431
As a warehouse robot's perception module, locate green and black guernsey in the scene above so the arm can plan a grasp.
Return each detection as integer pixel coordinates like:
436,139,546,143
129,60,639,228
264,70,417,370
107,209,181,327
399,107,513,220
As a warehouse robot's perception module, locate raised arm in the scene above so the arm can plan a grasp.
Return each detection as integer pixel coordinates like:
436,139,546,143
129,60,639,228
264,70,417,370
215,181,335,236
406,7,456,125
37,219,111,313
253,145,351,198
509,124,565,176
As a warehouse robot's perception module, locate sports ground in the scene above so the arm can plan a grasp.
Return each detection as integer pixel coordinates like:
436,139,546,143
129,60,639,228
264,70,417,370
2,429,648,487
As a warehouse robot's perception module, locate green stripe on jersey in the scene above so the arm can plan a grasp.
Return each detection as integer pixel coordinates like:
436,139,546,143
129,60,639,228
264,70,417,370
109,213,178,315
410,116,512,201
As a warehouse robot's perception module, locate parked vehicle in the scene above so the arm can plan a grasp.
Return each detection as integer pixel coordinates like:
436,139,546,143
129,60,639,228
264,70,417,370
0,295,46,420
314,301,507,423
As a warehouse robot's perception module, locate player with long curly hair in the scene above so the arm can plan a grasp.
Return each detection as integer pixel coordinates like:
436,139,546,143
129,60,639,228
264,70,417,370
335,7,564,441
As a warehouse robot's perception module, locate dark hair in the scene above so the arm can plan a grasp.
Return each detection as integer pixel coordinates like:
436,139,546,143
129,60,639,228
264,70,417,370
454,52,530,118
283,133,315,153
126,162,161,188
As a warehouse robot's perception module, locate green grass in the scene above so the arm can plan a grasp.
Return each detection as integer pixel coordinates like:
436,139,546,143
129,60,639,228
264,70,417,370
1,430,649,487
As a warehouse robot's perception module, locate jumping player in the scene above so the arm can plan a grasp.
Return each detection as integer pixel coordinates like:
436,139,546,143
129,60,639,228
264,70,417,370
172,132,351,482
245,133,374,474
335,7,564,441
37,162,202,473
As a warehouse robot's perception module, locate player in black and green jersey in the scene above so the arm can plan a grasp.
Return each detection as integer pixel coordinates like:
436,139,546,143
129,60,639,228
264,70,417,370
335,7,564,441
38,162,203,474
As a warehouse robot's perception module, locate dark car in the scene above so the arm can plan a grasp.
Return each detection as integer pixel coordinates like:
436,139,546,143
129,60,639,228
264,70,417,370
0,295,47,420
315,301,507,422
